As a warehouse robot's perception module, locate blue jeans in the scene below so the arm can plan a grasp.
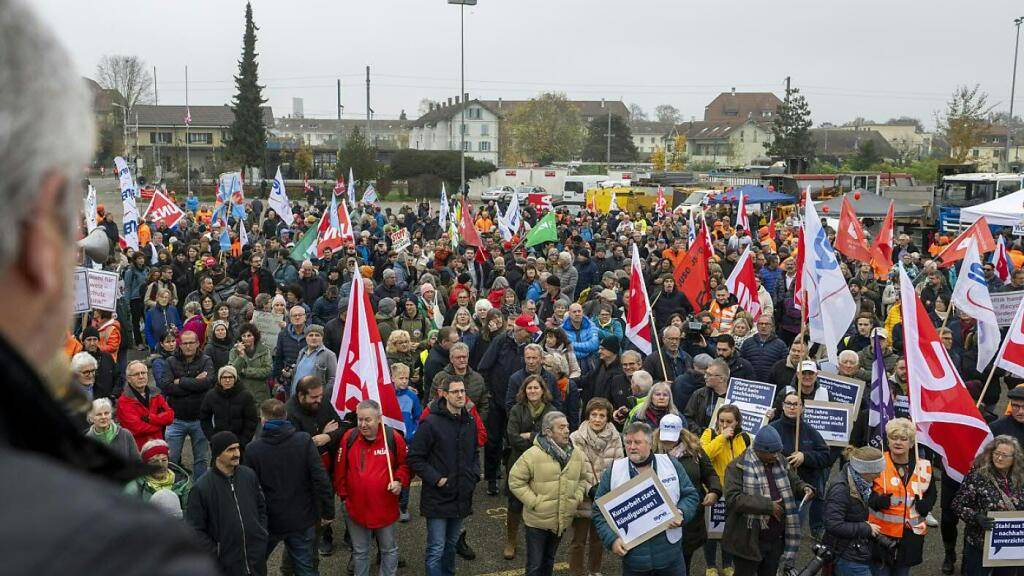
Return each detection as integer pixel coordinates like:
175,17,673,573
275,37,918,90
349,519,398,576
835,558,873,576
425,517,462,576
268,526,316,576
165,419,209,479
399,486,410,513
622,547,686,576
525,526,561,576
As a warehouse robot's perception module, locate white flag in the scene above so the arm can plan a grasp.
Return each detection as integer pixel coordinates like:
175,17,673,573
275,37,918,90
439,184,449,230
362,184,378,205
609,191,621,212
114,157,139,251
269,167,293,226
951,237,1001,371
498,191,521,241
84,185,97,233
687,208,696,248
347,168,356,205
800,186,856,365
239,219,249,248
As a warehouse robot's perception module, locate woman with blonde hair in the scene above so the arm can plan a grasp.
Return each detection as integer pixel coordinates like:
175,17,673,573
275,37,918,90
730,315,753,348
654,413,721,574
953,435,1024,576
627,380,681,428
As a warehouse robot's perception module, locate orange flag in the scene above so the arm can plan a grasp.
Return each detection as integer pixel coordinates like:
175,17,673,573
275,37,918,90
835,196,873,263
869,200,895,278
936,217,997,268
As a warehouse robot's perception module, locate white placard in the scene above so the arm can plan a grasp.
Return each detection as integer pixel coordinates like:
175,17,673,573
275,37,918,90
74,269,91,313
85,269,120,312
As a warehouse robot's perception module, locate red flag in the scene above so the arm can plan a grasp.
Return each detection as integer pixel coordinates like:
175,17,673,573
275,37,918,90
767,210,776,241
835,196,873,263
994,235,1014,282
725,245,762,319
304,176,312,194
527,193,553,212
995,292,1024,378
142,190,185,229
899,265,990,482
674,227,711,312
625,244,652,355
331,275,405,433
936,217,997,268
794,227,806,309
869,200,895,278
458,202,483,248
655,186,667,217
735,191,749,235
333,177,345,197
315,199,354,257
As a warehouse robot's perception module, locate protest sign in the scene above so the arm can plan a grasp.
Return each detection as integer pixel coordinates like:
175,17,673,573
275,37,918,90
894,395,910,419
143,190,185,229
802,400,853,447
991,291,1024,327
74,269,90,314
705,500,726,540
596,468,681,551
726,378,776,411
984,511,1024,567
84,269,120,312
390,228,411,253
711,398,769,435
252,311,283,344
816,372,864,409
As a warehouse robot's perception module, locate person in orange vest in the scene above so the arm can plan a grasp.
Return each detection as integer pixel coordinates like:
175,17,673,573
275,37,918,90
64,330,83,359
866,418,936,574
138,220,151,247
928,235,950,257
660,237,688,270
94,309,122,362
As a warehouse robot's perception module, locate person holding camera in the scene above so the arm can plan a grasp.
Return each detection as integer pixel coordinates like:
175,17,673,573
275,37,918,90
866,418,936,576
823,446,886,576
952,435,1024,576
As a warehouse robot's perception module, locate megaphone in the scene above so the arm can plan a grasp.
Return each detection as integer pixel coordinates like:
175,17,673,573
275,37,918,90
77,228,110,263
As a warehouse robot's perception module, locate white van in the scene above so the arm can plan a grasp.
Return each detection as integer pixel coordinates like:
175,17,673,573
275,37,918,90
562,175,607,204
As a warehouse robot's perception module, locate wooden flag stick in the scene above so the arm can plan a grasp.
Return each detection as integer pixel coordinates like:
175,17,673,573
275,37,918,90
976,364,999,409
380,419,395,485
939,301,955,331
648,309,671,383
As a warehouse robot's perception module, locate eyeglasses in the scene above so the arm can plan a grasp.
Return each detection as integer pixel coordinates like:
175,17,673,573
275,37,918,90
80,369,97,375
994,451,1015,461
783,401,801,407
446,389,467,396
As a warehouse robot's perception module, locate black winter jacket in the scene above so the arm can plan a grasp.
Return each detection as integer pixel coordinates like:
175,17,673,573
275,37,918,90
422,342,451,396
87,348,122,401
186,465,269,576
823,468,875,564
477,331,526,407
579,358,630,410
739,334,789,382
504,368,563,411
161,352,215,421
206,336,232,373
286,394,349,465
407,398,480,519
242,422,334,535
768,416,832,487
200,385,259,445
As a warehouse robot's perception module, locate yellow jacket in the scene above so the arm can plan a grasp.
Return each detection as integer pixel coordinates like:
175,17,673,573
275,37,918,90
700,427,750,481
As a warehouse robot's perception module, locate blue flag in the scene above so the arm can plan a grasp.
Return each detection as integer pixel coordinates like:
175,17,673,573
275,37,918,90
219,228,231,252
329,190,341,231
867,333,895,449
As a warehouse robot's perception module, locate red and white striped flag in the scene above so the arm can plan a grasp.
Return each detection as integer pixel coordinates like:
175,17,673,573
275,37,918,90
625,244,653,355
655,185,667,217
331,274,405,432
993,234,1014,282
735,190,749,235
725,245,762,320
184,107,192,126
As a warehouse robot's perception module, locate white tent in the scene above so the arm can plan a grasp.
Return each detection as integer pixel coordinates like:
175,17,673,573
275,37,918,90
959,188,1024,227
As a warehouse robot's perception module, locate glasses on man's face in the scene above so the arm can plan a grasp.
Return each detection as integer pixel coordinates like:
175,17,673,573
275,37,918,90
447,389,467,396
783,401,801,408
81,369,97,376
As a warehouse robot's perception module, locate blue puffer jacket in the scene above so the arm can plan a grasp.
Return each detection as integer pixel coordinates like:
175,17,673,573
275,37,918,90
592,456,700,573
562,316,599,361
739,334,789,382
123,264,148,300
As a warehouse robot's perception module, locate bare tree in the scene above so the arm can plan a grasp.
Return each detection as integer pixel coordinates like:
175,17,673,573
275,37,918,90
655,104,681,124
96,55,153,120
628,103,647,121
935,84,993,164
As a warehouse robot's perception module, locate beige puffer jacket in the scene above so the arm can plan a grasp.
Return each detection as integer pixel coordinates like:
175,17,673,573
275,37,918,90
508,438,592,535
569,423,625,518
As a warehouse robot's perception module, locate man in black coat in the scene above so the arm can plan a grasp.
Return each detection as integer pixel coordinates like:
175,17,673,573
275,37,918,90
423,326,460,395
237,252,276,299
579,336,630,411
407,377,480,576
739,316,789,382
81,326,122,401
716,334,755,381
990,387,1024,447
160,330,215,479
477,314,534,494
651,274,692,329
187,431,269,576
504,343,564,410
245,399,333,575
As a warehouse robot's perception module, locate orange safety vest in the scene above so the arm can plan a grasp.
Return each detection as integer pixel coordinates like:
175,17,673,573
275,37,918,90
868,453,932,538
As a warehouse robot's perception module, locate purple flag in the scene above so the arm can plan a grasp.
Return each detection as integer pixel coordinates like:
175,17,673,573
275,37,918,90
868,333,895,449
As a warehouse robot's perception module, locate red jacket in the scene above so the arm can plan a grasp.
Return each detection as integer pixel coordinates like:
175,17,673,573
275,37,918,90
419,402,487,447
333,428,410,529
116,386,175,449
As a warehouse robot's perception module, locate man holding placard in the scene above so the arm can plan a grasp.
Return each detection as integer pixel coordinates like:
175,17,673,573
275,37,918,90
767,392,831,541
592,422,699,576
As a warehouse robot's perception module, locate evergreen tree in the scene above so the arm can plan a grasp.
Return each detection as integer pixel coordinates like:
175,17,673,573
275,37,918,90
226,2,268,177
335,128,379,185
581,115,637,162
764,85,813,171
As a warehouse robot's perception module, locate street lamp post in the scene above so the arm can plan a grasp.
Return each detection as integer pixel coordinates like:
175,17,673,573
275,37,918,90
1007,16,1024,172
449,0,476,199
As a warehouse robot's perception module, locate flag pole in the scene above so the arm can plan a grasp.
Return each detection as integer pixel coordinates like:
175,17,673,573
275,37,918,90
380,419,395,485
976,364,999,409
647,310,671,383
940,301,955,331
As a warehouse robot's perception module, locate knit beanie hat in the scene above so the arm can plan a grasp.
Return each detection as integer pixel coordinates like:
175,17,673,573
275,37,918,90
378,297,397,316
81,326,100,340
599,335,620,353
753,426,783,453
210,431,240,459
140,439,169,462
848,446,885,475
150,488,183,519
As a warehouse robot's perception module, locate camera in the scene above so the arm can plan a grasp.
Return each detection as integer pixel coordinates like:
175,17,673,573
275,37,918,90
686,321,704,332
783,543,834,576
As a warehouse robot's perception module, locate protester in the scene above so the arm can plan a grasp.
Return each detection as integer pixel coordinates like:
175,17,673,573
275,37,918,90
229,322,274,403
125,439,193,510
199,365,259,446
118,360,175,449
768,392,832,540
823,446,886,576
700,404,748,575
161,329,214,479
187,431,269,575
84,398,140,462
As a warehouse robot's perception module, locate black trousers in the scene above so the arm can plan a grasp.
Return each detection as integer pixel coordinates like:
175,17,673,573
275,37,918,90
732,538,785,576
129,298,144,346
941,473,962,552
485,403,508,481
524,526,561,576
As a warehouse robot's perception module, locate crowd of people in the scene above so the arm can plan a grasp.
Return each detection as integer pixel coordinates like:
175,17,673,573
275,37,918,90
5,2,1024,575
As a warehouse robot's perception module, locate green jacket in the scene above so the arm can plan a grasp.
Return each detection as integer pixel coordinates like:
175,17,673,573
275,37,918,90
506,402,555,473
432,364,489,422
124,461,193,509
509,438,592,535
721,456,808,562
229,342,273,404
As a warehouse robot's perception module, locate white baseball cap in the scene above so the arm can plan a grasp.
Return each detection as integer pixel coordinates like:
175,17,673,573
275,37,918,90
659,414,684,443
799,360,819,373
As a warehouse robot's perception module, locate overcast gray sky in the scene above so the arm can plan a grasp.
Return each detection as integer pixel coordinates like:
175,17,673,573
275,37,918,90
34,0,1024,129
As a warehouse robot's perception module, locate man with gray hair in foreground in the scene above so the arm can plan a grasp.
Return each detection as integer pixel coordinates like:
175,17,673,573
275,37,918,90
0,0,216,572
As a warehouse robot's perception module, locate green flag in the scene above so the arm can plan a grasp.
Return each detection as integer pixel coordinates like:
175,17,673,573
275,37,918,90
525,211,558,247
290,226,316,261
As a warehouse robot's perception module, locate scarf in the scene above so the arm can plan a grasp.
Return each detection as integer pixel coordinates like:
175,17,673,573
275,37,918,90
646,405,669,426
577,422,615,455
528,401,546,420
90,423,118,445
538,435,572,469
145,469,176,493
848,466,873,503
740,448,800,563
